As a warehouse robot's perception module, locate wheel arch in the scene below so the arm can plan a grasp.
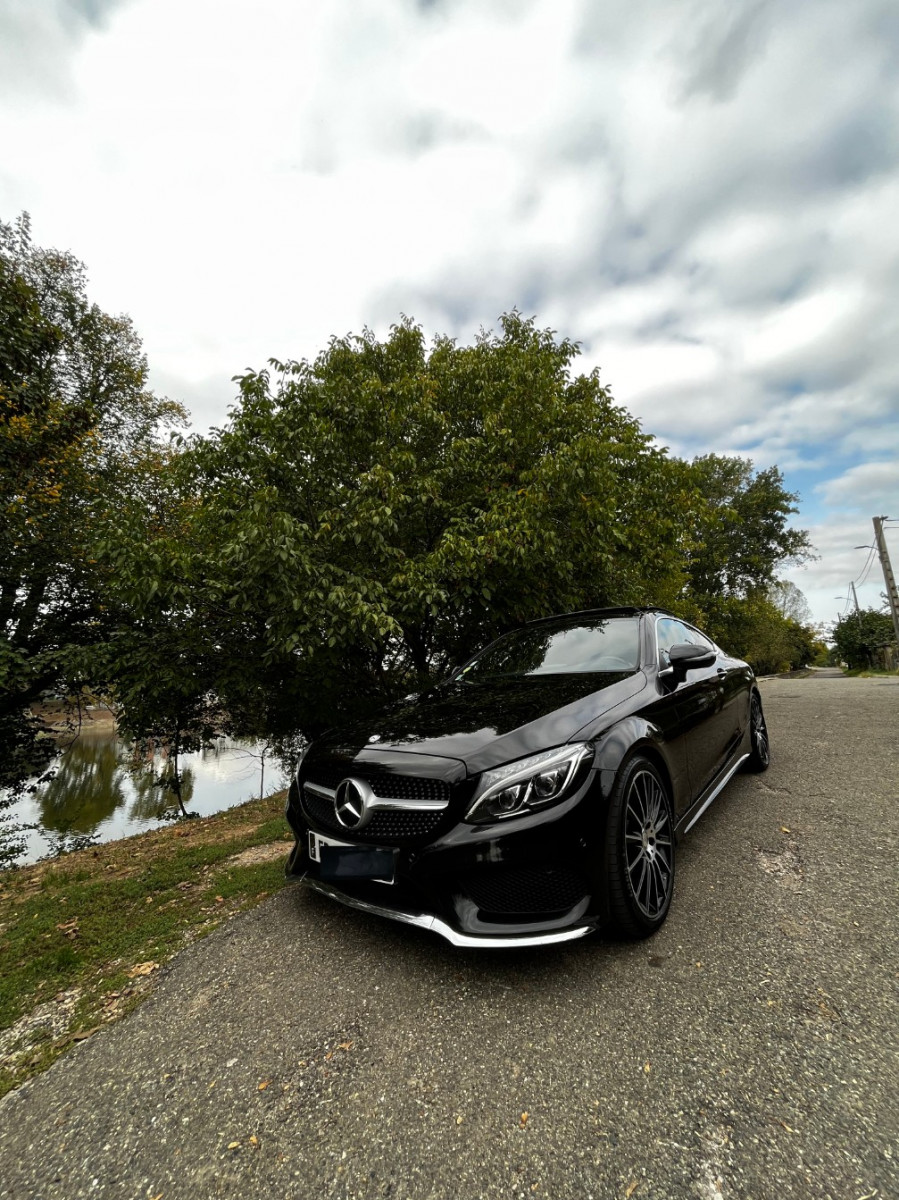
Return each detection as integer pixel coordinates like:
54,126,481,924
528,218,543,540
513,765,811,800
592,717,679,818
583,725,679,928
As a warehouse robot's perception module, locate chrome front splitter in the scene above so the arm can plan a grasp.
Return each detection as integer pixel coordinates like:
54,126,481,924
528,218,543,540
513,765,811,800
294,873,593,949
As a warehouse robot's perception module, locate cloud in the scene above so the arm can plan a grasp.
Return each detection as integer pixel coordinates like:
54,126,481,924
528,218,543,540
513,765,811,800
678,0,773,103
0,0,130,99
1,0,898,626
817,463,899,516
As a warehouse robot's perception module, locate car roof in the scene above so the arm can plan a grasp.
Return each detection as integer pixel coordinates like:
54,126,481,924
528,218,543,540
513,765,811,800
524,606,677,627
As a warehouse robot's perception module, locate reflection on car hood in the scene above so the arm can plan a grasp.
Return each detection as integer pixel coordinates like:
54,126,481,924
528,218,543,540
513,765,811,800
314,671,648,774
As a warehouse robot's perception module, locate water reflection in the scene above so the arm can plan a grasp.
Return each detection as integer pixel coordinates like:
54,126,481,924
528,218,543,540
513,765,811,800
1,728,274,869
37,736,131,834
126,758,195,821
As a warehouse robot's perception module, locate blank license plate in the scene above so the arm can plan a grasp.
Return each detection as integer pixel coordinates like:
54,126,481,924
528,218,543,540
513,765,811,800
308,831,395,883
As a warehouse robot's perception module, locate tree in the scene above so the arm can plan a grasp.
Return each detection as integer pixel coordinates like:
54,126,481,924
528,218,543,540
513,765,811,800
0,214,186,794
98,314,700,742
90,314,815,752
831,608,896,670
681,456,814,657
685,456,812,599
768,579,812,625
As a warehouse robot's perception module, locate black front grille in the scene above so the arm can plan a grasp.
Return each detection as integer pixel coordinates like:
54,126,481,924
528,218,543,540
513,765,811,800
304,765,449,805
301,786,445,844
463,866,588,916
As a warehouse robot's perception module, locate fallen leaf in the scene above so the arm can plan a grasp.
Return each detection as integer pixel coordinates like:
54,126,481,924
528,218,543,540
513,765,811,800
71,1027,101,1042
643,1061,651,1075
258,1079,271,1091
780,826,791,834
227,1141,240,1150
249,1135,259,1146
150,1193,163,1200
779,1120,796,1133
456,1115,464,1125
215,895,224,904
337,1041,353,1051
519,1112,529,1128
128,962,159,978
625,1181,639,1198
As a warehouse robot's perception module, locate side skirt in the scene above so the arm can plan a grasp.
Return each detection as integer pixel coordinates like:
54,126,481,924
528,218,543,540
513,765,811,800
676,752,750,837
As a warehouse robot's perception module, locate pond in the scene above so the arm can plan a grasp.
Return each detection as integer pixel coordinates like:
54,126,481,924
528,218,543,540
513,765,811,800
0,724,285,870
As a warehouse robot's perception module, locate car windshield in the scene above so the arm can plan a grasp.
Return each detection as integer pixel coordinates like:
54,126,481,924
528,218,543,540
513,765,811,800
462,616,641,679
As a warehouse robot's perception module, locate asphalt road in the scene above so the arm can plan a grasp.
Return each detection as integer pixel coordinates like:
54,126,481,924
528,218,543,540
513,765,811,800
2,673,897,1200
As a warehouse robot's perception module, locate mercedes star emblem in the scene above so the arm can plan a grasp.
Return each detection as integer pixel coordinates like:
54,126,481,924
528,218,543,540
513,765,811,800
334,778,373,830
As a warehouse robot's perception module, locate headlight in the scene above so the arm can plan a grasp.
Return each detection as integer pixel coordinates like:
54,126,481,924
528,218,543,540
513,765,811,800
465,743,592,824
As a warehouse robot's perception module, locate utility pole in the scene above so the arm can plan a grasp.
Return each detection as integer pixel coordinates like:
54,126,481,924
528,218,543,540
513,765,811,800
849,581,862,630
872,516,899,649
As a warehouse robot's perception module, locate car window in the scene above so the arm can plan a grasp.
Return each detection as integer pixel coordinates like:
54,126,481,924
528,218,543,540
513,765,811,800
463,616,641,678
683,626,715,653
656,618,690,666
656,618,715,667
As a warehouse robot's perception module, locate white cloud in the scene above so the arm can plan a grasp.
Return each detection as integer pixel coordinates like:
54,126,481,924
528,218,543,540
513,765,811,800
817,463,899,515
0,0,129,100
1,0,898,626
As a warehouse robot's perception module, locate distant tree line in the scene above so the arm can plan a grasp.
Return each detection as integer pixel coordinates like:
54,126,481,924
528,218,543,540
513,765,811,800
2,220,821,796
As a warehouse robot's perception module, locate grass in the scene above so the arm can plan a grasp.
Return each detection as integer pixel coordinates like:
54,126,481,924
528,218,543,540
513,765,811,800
0,792,293,1097
843,667,899,677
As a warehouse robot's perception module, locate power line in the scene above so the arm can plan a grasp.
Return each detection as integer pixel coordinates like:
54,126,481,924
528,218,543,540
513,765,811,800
854,545,878,589
857,558,876,589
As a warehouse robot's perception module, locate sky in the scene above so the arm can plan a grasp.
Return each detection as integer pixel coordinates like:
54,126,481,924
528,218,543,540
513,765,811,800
1,0,898,630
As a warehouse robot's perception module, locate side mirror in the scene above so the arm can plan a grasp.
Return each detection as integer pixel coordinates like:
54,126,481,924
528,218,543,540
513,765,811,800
667,642,716,678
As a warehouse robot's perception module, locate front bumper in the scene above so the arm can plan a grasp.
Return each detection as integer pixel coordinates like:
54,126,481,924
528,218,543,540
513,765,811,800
295,873,595,948
285,773,603,949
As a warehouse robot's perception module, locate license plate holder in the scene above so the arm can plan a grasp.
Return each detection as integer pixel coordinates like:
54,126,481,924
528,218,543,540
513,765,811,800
308,831,395,884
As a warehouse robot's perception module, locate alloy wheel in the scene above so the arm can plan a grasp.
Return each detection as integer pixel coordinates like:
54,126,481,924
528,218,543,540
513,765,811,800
623,769,673,919
751,696,770,767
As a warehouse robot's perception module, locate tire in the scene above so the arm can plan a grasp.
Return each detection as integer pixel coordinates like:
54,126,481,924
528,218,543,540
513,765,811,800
603,756,675,939
745,691,770,773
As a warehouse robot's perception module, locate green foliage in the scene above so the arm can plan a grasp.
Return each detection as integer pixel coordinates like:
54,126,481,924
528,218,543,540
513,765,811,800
691,590,816,674
685,455,811,599
831,608,896,670
679,456,814,662
4,260,817,759
99,314,700,739
0,214,186,792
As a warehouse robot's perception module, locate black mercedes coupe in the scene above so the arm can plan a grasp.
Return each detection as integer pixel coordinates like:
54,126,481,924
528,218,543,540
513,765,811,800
285,607,770,948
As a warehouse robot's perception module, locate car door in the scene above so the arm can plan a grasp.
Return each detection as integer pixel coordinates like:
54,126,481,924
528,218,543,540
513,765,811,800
656,617,731,801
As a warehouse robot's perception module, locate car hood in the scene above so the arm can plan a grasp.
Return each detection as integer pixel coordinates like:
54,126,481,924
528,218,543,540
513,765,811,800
312,671,648,775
